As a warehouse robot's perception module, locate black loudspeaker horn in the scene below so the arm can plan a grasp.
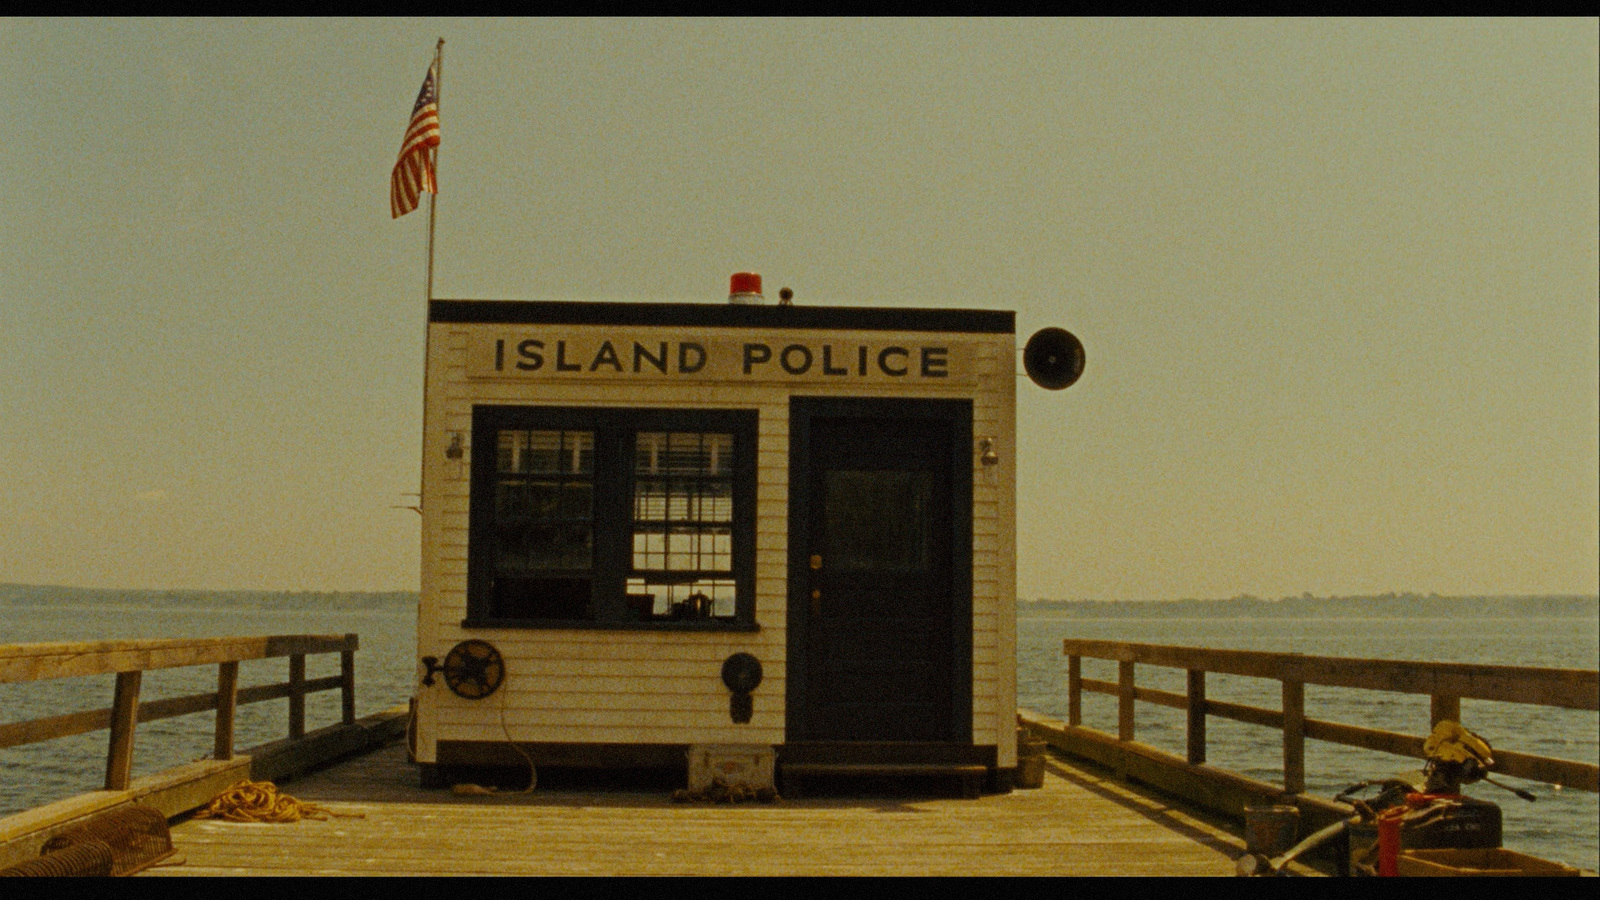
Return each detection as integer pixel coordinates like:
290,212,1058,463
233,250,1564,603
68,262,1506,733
1023,327,1086,390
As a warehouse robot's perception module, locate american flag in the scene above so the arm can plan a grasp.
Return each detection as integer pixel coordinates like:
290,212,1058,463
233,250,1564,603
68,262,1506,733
390,62,440,219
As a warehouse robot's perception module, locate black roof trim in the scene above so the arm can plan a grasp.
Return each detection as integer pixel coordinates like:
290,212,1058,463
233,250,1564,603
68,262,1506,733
429,300,1014,334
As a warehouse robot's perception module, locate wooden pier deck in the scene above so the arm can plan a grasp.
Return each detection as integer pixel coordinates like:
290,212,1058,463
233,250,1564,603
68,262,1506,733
147,741,1259,877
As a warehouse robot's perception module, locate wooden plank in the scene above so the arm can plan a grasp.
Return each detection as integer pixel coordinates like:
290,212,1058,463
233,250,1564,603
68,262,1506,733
340,649,356,726
1431,693,1460,726
1068,655,1081,726
1282,679,1305,794
1207,697,1282,729
105,671,141,791
1301,717,1422,757
1117,661,1135,742
216,661,238,760
1492,747,1600,793
288,654,306,740
1061,639,1598,710
0,706,111,750
0,635,358,683
1081,677,1189,712
1136,684,1187,710
1080,676,1116,696
1186,669,1206,765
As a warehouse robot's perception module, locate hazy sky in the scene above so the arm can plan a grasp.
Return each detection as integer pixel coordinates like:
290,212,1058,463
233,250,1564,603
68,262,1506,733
2,18,1595,599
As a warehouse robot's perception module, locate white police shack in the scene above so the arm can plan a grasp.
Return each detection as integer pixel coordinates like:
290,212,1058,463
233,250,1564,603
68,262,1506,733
412,272,1084,796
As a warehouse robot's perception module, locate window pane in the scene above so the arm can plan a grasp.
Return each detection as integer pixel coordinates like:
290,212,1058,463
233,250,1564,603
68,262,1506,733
666,482,693,521
526,431,563,474
497,431,526,473
495,524,528,573
703,433,731,476
495,479,527,518
567,431,594,474
632,529,666,571
697,481,733,523
636,432,664,475
526,525,561,568
528,480,560,519
663,432,703,475
666,528,695,570
647,432,732,476
560,525,593,568
624,577,737,619
634,478,667,520
494,576,591,620
824,469,932,573
710,529,731,569
559,482,592,518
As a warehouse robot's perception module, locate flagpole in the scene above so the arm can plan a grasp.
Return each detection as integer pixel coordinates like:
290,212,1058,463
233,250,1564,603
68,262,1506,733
419,37,443,530
425,37,443,303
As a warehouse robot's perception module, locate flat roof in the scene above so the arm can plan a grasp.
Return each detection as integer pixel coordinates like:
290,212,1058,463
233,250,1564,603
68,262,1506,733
429,299,1015,334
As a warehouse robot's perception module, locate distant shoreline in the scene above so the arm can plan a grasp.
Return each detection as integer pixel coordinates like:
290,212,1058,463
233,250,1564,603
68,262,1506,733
1021,594,1599,619
0,583,417,609
3,583,1595,619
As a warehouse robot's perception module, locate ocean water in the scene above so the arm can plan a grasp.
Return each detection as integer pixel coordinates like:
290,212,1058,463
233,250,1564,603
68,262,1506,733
1,588,1595,871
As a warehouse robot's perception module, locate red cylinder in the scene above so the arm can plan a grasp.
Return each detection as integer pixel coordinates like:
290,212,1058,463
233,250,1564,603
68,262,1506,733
729,272,762,296
1377,811,1402,877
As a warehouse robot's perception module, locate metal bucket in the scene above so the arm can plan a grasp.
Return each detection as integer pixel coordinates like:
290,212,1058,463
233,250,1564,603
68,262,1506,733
1244,805,1301,858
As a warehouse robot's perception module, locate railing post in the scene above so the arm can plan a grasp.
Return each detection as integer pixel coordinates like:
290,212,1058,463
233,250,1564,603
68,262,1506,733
1282,679,1305,794
1431,693,1460,727
1067,655,1082,727
1118,660,1136,742
105,670,142,791
289,653,306,740
215,661,239,760
1186,668,1207,764
341,639,357,726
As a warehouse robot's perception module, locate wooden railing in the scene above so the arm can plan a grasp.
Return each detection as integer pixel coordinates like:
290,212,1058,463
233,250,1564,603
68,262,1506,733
0,635,359,792
1057,640,1599,795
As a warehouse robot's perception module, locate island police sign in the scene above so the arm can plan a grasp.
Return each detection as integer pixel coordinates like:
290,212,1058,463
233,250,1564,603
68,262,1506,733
466,333,975,384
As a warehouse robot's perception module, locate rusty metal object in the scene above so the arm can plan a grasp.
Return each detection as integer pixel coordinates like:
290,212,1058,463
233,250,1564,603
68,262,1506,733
0,804,175,877
0,840,116,877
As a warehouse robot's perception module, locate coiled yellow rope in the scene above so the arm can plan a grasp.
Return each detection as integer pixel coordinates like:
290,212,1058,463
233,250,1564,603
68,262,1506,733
192,780,364,823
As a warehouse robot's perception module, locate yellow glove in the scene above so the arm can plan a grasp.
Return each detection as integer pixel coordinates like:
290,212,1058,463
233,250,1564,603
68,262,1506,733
1423,720,1494,768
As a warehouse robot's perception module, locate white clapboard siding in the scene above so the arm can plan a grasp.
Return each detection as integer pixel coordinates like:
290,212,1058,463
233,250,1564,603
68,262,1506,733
418,316,1016,761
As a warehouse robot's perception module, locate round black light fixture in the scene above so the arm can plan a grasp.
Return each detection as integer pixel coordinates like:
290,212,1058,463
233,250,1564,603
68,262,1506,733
721,653,763,694
1023,327,1086,390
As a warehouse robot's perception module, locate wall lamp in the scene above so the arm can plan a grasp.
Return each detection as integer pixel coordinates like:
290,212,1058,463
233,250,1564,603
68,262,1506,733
978,437,1000,467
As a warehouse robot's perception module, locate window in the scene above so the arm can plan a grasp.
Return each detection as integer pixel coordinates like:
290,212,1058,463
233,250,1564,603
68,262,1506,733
824,469,932,574
629,431,737,618
488,429,595,619
467,406,757,630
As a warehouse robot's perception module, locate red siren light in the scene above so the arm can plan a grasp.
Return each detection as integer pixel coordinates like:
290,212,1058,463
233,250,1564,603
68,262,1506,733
729,272,764,304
